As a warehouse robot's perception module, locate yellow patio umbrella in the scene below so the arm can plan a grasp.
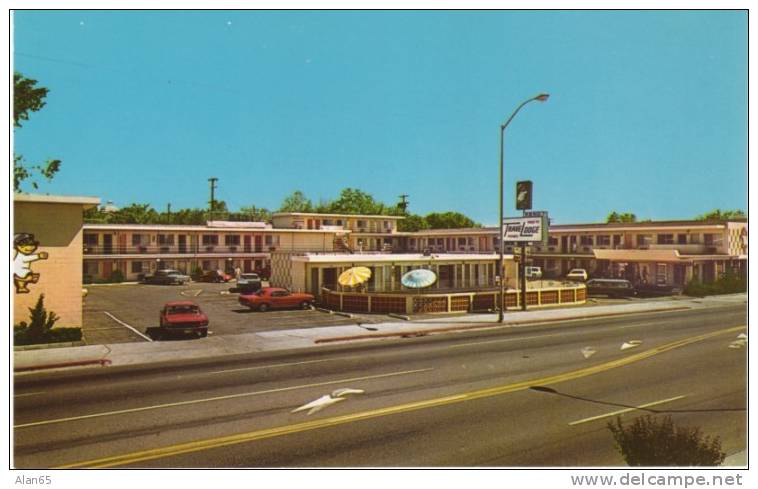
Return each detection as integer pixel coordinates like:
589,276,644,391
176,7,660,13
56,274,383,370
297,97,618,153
338,266,372,287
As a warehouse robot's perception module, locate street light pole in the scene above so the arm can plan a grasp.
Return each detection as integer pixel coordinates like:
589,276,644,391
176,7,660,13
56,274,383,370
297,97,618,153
498,93,549,323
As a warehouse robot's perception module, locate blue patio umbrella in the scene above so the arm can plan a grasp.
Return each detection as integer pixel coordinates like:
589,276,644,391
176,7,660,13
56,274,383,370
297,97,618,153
401,269,437,289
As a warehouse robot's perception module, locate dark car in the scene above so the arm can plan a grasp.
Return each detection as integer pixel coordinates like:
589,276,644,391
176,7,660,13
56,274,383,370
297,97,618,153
586,279,636,298
236,273,262,293
238,287,314,312
199,270,233,283
157,301,209,339
141,269,190,285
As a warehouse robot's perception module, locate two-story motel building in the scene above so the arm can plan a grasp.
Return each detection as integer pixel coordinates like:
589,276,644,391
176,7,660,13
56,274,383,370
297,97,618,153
82,213,747,294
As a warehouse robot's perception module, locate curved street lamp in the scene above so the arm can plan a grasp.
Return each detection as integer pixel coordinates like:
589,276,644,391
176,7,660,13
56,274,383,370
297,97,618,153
498,93,549,322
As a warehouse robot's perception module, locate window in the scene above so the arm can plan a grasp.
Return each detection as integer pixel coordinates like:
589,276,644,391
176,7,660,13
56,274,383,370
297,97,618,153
613,235,621,246
225,235,241,246
596,235,610,246
131,234,144,246
689,233,701,244
384,220,391,229
158,234,175,245
548,237,558,246
458,237,467,246
637,235,652,246
580,235,594,246
657,234,674,245
546,259,556,268
131,261,143,273
202,235,218,246
356,220,366,229
677,234,687,244
84,233,99,246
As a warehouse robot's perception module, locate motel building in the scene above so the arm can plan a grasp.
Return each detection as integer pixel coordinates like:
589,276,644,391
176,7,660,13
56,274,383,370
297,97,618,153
80,211,746,313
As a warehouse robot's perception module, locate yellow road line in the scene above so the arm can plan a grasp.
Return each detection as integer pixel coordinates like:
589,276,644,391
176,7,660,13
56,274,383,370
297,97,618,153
15,368,433,429
568,395,687,426
56,325,745,469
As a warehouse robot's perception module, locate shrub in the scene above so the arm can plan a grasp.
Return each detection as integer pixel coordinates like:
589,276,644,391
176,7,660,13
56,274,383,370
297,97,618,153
608,415,725,466
109,269,125,283
14,294,82,346
684,270,746,297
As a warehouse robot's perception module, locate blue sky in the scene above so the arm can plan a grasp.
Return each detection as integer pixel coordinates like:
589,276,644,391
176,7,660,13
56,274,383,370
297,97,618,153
13,10,747,225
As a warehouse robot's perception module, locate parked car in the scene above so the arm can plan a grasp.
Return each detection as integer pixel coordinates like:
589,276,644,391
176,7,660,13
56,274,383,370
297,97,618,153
525,266,543,279
199,270,233,283
566,268,589,282
586,279,636,298
635,283,683,297
236,272,262,293
238,287,315,312
254,266,271,281
157,301,209,339
141,269,190,285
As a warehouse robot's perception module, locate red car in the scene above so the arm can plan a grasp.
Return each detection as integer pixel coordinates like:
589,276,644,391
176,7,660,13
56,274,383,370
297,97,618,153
158,301,209,338
199,270,233,283
238,287,315,312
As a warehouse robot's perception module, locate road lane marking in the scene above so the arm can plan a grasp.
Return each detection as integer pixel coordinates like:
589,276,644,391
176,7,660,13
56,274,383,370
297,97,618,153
15,368,433,429
206,355,369,375
56,324,745,468
14,392,45,398
103,312,152,342
568,395,687,426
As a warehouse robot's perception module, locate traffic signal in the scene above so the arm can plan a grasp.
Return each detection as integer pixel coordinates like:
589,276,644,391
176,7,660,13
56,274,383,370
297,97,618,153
516,180,533,210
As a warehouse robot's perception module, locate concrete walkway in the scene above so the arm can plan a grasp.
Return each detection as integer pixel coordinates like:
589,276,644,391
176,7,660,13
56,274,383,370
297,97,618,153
14,294,746,373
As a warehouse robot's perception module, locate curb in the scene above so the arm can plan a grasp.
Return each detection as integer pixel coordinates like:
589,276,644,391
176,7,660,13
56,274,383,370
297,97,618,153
314,305,692,344
15,358,112,372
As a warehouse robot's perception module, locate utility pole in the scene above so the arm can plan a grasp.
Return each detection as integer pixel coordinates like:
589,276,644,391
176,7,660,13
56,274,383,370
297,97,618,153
167,203,172,224
208,177,218,222
398,194,409,214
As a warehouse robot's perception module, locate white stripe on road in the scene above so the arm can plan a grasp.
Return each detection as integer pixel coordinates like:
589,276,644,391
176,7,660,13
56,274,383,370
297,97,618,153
206,355,369,375
14,367,434,429
568,395,687,426
14,392,45,398
103,312,153,342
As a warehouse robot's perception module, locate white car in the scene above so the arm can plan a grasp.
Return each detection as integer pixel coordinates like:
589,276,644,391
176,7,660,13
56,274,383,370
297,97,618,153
566,268,589,282
525,266,543,279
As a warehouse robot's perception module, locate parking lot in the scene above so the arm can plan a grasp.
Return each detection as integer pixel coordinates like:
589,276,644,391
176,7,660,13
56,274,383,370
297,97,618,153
82,282,376,345
81,282,686,346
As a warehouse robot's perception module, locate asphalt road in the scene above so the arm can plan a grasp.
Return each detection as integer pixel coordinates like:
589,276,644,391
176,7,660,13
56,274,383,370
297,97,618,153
14,304,746,468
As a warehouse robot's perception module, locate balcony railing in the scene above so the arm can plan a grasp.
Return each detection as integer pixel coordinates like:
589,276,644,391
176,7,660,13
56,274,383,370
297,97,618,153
84,244,269,255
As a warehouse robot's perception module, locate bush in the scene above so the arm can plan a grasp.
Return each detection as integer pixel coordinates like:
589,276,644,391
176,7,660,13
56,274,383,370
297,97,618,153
608,415,725,466
684,269,746,297
109,269,125,283
14,294,82,346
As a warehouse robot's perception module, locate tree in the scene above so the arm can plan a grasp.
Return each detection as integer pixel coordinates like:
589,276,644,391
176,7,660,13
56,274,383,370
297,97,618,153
695,209,746,221
425,211,480,229
238,206,273,222
327,188,383,214
608,415,725,466
279,190,314,212
606,211,637,223
397,214,430,232
19,294,59,345
107,203,160,224
13,72,62,191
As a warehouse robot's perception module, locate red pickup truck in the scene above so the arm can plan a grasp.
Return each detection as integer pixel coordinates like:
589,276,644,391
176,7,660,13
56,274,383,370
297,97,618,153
158,301,209,339
238,287,314,312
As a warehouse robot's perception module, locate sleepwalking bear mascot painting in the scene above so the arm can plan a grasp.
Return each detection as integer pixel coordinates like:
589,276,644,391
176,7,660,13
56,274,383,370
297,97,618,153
13,233,48,294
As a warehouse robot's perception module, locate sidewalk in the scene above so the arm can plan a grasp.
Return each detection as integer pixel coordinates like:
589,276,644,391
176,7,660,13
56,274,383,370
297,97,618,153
14,294,746,373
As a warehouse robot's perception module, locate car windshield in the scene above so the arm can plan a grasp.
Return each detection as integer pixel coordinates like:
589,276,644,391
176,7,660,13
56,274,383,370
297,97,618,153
167,305,199,314
241,274,259,279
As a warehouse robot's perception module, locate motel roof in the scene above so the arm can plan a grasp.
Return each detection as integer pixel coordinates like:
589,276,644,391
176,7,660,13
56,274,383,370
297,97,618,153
272,212,405,220
14,193,101,208
82,223,349,234
291,253,512,263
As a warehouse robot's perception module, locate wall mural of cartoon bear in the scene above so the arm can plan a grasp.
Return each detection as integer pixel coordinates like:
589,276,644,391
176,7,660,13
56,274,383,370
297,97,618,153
13,233,48,294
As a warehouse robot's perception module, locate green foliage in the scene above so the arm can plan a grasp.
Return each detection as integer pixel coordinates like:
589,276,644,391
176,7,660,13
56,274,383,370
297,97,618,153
606,211,637,223
398,214,430,232
608,415,725,466
238,206,273,222
695,209,746,221
13,294,82,346
278,190,313,212
425,211,480,229
109,269,125,283
328,188,384,214
13,72,62,191
684,269,747,297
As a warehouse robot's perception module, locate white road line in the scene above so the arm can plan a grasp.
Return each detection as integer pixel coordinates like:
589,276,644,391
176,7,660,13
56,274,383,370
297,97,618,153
207,355,368,375
14,367,434,429
568,395,687,426
103,312,153,342
14,392,45,398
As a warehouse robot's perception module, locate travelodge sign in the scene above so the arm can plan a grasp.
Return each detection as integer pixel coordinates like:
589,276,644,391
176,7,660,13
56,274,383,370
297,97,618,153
503,215,547,243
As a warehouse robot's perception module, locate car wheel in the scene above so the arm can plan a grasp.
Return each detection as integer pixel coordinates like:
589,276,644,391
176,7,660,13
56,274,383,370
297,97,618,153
301,301,312,310
258,303,270,312
201,329,208,338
